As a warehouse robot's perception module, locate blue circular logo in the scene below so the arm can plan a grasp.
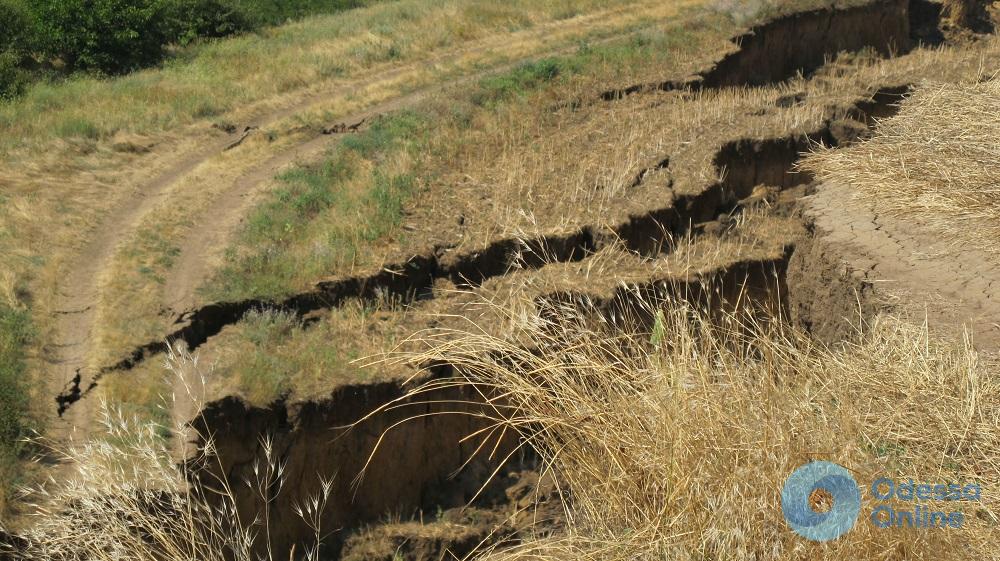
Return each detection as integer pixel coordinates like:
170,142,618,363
781,461,861,541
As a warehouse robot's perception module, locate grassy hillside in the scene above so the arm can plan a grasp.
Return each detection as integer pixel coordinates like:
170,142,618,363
205,28,727,303
9,2,995,558
0,0,375,98
0,0,707,515
0,0,645,152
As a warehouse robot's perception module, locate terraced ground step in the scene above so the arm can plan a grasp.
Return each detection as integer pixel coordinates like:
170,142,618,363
57,77,913,413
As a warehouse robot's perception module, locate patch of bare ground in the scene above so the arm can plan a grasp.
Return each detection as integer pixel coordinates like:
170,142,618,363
805,182,1000,349
800,34,1000,351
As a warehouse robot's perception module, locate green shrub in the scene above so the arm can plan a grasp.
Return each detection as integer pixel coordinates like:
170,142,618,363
0,0,39,99
31,0,173,73
0,305,32,499
162,0,251,45
0,0,39,54
0,51,30,100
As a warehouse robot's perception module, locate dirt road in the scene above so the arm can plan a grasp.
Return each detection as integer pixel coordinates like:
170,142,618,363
44,1,703,447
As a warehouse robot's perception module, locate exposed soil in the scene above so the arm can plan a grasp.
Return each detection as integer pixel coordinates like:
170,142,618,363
599,0,914,99
189,377,527,558
805,181,1000,349
40,1,704,446
700,0,912,88
20,2,1000,561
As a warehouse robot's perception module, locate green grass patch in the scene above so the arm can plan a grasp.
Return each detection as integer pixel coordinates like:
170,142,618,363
471,22,721,107
224,305,393,404
236,308,301,403
54,115,104,140
208,110,426,301
0,304,33,508
473,57,581,107
127,227,182,284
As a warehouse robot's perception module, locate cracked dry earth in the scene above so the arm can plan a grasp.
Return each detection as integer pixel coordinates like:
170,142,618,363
19,1,1000,559
42,0,701,445
807,182,1000,350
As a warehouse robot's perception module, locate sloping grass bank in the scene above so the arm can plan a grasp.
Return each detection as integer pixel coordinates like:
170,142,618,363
206,22,730,302
0,0,648,153
0,0,377,99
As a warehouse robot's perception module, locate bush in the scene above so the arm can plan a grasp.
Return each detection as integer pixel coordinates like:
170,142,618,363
0,51,30,100
30,0,173,73
162,0,251,45
942,0,993,31
0,0,38,54
0,0,38,99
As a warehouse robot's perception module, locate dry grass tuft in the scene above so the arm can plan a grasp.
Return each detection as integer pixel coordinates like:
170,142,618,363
386,293,1000,560
2,346,333,561
802,77,1000,257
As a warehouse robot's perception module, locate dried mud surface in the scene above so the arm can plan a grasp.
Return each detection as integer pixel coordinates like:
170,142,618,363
806,181,1000,350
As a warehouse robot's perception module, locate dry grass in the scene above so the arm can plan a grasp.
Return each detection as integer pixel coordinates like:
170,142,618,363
803,76,1000,257
3,349,334,561
942,0,993,29
428,33,1000,254
413,53,854,254
0,0,701,373
470,206,802,318
386,294,1000,560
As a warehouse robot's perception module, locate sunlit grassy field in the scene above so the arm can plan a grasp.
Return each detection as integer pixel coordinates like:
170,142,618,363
0,0,652,153
0,0,715,515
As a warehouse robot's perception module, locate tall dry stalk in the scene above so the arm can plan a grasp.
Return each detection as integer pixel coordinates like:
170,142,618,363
385,292,1000,560
0,343,332,561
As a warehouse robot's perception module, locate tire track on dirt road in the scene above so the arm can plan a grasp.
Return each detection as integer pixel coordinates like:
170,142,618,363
45,1,702,444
